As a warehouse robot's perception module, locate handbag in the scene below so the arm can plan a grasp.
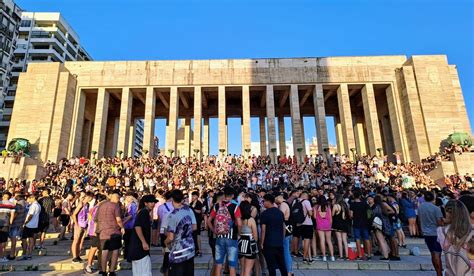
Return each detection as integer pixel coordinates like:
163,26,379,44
238,234,258,257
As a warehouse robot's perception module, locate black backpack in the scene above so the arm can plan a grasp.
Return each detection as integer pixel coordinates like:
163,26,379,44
289,199,306,225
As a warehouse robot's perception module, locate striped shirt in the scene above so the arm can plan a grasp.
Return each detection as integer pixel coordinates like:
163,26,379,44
0,200,15,229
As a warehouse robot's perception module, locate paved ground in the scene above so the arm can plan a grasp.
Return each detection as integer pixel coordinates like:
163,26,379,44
0,232,435,274
0,270,438,276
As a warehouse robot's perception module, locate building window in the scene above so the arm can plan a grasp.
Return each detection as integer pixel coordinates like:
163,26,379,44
20,20,31,28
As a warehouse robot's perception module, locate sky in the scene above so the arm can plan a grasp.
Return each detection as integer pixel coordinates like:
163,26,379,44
17,0,474,155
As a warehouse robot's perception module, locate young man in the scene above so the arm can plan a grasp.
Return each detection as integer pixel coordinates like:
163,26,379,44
37,189,54,249
299,191,313,263
128,194,157,276
8,193,26,260
0,192,15,262
207,186,242,276
123,192,138,261
157,191,174,276
275,193,293,275
418,191,444,276
260,194,288,276
58,193,74,241
165,189,197,276
190,190,203,256
21,194,41,260
71,191,94,263
349,190,372,260
95,191,125,276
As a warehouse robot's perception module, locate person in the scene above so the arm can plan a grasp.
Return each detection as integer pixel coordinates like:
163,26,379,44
37,189,54,250
8,193,26,260
437,200,473,276
400,191,418,237
418,191,444,276
332,195,350,260
71,191,93,263
314,195,334,261
298,191,313,263
58,193,74,241
21,193,41,260
84,193,107,274
157,191,174,276
208,186,242,276
260,193,287,276
275,193,293,276
95,191,125,276
165,189,197,276
372,195,391,261
0,192,15,262
237,201,258,276
128,194,157,276
190,190,203,256
387,194,406,248
123,192,138,261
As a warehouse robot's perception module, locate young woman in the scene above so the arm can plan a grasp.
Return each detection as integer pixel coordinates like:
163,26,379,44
314,196,335,261
437,200,473,276
372,195,392,261
238,201,259,276
400,191,418,237
332,195,351,260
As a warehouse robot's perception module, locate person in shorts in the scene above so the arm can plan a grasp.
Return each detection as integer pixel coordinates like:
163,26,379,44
58,193,74,241
298,191,314,263
84,193,107,274
21,194,41,260
95,191,125,276
157,191,173,275
0,192,15,262
8,193,26,260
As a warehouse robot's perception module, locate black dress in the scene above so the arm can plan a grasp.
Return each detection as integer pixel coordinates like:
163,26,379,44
332,205,351,233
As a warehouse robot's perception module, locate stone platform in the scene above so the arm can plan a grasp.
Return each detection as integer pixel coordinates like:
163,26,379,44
0,232,437,274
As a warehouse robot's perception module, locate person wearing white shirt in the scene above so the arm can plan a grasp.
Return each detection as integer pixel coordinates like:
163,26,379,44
21,194,41,260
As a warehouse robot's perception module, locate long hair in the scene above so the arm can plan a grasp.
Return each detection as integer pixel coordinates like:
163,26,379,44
336,194,349,219
445,200,471,251
318,195,328,212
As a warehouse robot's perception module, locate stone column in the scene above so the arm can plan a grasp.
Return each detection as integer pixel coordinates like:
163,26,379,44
335,118,345,155
354,117,367,156
143,87,156,157
266,85,277,163
203,116,210,156
184,116,191,157
218,86,227,155
289,85,304,163
193,87,202,157
385,84,408,162
166,87,179,156
70,89,86,157
91,87,109,159
128,123,135,157
117,87,132,157
259,115,266,156
278,115,286,157
300,115,306,157
242,85,251,156
337,84,356,159
313,84,329,155
80,120,92,157
361,83,383,156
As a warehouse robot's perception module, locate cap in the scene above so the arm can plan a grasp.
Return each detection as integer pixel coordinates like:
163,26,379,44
142,195,158,203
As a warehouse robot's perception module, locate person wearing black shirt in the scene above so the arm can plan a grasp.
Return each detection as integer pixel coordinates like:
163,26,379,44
260,194,287,276
349,190,372,260
190,191,203,256
128,195,157,276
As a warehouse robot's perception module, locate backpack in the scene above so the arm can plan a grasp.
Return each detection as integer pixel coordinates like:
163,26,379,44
77,204,89,229
214,202,233,236
289,199,306,225
440,226,473,276
387,203,399,224
39,206,49,227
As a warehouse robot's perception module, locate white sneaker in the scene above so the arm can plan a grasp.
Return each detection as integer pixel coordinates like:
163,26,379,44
330,256,336,262
0,257,8,263
322,256,327,262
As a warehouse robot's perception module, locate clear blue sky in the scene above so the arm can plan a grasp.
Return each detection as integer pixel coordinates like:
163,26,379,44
18,0,473,155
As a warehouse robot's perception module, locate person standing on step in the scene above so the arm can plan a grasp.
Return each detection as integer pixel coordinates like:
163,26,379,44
21,193,41,260
71,191,93,263
0,192,15,263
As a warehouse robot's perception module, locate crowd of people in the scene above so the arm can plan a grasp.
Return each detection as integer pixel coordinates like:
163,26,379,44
0,151,472,276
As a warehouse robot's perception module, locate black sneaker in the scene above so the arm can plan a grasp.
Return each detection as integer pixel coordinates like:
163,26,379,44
390,256,401,261
296,252,304,258
7,256,15,261
108,272,116,276
380,257,390,261
98,272,107,276
72,257,82,263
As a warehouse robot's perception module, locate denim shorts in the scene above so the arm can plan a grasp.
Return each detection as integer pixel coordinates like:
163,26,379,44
215,238,238,267
353,227,370,241
9,226,22,238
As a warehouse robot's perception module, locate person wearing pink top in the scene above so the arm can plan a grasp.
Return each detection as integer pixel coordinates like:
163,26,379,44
314,196,335,262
